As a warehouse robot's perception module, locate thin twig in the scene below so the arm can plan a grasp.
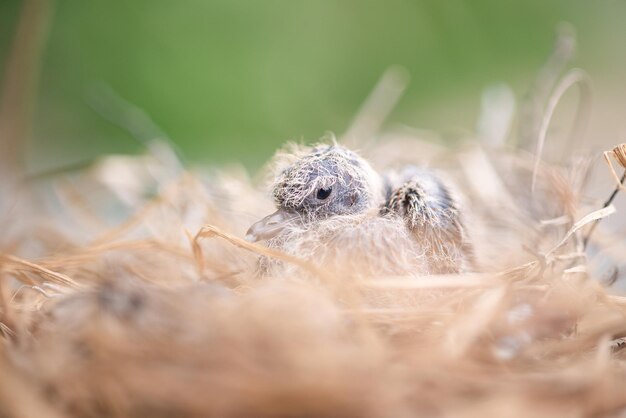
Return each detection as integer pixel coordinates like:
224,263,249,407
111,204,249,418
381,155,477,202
583,170,626,248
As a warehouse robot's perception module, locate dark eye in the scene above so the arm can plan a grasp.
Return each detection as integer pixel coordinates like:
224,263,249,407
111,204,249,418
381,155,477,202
316,187,332,200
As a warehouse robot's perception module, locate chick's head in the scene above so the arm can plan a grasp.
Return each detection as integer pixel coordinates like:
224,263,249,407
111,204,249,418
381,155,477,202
247,144,382,242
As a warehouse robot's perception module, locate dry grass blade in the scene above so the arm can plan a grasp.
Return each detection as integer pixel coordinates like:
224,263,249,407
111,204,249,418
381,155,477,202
583,145,626,248
601,144,626,192
192,224,332,282
0,254,82,289
609,144,626,172
546,204,615,258
531,69,592,192
519,23,576,149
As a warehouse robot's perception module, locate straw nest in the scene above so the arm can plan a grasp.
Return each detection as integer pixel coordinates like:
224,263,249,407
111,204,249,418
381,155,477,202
0,129,625,417
2,38,626,418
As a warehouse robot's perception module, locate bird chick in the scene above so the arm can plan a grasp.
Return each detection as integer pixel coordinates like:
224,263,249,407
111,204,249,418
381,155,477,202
247,143,472,276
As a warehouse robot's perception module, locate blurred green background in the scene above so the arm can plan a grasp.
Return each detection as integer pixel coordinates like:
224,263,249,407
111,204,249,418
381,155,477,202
1,1,625,170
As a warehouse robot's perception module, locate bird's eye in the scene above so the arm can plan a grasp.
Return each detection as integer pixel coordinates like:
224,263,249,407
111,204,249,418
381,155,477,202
316,187,332,200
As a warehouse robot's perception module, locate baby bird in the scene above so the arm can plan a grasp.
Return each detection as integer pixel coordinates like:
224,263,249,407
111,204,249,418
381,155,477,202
246,143,472,276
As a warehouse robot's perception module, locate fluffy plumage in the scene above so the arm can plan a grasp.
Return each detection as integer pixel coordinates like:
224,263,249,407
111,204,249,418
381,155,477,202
248,142,473,275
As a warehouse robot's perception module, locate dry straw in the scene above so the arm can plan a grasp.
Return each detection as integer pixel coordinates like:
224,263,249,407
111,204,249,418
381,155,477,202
1,17,626,418
0,127,625,417
582,144,626,248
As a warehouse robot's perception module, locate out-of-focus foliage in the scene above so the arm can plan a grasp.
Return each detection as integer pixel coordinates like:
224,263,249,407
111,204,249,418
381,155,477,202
0,0,625,169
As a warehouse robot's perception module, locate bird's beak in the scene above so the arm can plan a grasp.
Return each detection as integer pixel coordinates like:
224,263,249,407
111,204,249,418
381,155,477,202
245,209,298,242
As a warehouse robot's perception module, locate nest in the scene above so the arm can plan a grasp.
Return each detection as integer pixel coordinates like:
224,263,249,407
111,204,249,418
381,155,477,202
1,26,626,418
0,127,625,417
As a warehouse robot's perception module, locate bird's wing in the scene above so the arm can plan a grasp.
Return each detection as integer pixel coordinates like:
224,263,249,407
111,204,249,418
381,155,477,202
382,167,474,273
